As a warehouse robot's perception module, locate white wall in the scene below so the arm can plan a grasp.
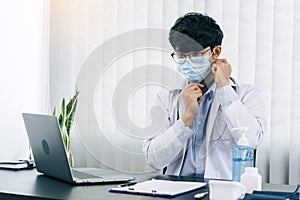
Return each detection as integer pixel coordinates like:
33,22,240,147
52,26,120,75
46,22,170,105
1,0,300,185
49,0,300,184
0,0,49,160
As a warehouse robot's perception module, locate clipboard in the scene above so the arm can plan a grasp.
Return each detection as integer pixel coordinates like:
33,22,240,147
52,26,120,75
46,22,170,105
109,179,207,198
0,160,36,170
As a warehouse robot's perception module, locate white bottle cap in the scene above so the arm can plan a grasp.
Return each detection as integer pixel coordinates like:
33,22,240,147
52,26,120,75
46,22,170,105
245,167,258,174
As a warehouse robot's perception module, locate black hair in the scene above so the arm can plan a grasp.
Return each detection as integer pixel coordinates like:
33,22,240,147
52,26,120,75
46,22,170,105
169,12,223,53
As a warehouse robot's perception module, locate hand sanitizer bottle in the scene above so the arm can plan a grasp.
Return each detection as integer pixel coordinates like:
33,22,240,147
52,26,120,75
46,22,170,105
241,167,262,194
232,127,254,182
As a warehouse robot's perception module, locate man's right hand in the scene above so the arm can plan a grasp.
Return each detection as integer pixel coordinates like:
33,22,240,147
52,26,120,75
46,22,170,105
181,83,204,127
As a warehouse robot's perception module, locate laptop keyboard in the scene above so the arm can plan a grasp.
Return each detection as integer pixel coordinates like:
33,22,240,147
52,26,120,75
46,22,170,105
72,169,102,179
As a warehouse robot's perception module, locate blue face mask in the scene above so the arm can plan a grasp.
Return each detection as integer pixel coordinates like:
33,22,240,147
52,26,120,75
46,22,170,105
178,55,211,83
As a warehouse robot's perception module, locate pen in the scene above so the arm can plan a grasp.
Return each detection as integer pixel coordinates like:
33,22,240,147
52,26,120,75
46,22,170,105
118,182,137,187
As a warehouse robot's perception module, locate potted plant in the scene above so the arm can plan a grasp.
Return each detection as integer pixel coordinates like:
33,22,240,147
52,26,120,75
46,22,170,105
52,89,79,167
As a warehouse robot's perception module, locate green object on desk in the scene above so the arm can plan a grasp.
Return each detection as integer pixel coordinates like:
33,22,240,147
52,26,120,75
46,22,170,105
52,89,79,167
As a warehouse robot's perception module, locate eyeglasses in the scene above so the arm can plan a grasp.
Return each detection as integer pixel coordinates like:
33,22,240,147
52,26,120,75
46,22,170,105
171,48,211,64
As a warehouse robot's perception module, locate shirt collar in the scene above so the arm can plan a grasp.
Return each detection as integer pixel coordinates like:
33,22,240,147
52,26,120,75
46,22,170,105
179,77,237,97
206,83,216,100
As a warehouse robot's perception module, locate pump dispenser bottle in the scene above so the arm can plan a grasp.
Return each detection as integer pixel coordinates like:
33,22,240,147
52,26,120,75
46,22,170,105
232,127,254,182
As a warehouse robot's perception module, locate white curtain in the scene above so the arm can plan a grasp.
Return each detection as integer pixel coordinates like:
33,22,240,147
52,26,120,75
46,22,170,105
49,0,300,184
0,1,49,160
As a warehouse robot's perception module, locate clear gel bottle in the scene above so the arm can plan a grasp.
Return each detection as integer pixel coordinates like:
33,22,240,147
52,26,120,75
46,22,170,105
232,127,254,182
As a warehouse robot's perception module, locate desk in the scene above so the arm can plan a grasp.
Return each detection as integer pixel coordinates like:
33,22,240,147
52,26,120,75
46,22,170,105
0,169,296,200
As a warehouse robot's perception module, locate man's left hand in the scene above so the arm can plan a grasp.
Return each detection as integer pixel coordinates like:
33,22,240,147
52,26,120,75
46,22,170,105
211,58,232,88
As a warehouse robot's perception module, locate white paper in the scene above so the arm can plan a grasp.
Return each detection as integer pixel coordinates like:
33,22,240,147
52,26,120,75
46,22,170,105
110,179,207,197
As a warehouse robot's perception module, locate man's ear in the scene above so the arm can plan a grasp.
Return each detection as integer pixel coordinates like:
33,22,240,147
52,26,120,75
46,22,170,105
212,45,222,59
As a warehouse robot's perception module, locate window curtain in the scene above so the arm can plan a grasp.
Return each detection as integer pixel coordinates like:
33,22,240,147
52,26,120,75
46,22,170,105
49,0,300,184
0,1,49,160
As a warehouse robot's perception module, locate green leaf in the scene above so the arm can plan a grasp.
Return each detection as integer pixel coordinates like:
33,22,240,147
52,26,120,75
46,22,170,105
61,98,67,125
52,89,80,156
61,126,69,151
66,90,80,119
58,114,63,128
66,98,78,136
65,90,79,135
52,107,57,116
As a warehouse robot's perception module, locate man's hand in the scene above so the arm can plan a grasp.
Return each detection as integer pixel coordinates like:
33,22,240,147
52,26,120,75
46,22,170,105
212,58,232,88
181,83,203,127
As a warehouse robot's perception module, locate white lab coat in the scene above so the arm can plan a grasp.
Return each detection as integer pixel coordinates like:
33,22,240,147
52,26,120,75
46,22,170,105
143,78,267,180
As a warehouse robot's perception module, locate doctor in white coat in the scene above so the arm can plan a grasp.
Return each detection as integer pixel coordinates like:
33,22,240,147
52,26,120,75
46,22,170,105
143,12,267,180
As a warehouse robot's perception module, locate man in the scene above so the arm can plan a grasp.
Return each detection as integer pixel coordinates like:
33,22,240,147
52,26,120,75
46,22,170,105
143,12,267,180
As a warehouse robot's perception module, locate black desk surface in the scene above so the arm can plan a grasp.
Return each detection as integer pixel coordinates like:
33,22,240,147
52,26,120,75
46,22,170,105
0,169,209,200
0,169,296,200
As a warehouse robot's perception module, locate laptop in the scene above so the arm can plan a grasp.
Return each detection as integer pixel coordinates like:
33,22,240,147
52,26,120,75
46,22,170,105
22,113,134,184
